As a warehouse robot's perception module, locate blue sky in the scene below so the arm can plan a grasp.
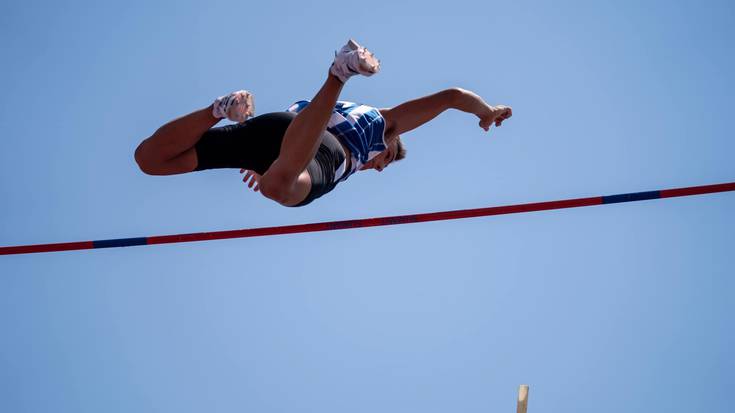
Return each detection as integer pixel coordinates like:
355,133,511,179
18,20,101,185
1,0,734,412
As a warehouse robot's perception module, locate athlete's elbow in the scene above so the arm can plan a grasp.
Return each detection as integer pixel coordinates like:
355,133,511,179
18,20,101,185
445,87,466,106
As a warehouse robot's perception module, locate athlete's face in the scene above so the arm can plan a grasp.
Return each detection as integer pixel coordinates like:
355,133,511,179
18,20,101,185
360,138,399,172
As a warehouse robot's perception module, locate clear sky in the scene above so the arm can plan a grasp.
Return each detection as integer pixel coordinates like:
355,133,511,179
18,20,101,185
1,0,733,412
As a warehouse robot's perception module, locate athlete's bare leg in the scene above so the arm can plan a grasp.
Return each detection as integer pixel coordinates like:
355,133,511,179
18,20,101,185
135,105,220,175
257,39,380,205
257,73,344,204
278,74,344,175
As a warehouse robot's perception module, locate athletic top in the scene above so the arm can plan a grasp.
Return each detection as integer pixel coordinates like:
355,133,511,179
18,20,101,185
286,100,387,181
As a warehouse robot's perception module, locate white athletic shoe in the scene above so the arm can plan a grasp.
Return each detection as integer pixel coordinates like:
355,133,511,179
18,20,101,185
329,39,381,83
212,90,255,123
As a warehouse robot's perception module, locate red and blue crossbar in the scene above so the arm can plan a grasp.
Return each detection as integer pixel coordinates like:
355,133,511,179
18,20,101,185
1,181,734,256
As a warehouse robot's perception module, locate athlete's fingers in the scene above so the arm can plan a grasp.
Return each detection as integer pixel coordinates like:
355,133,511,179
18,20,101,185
243,170,262,190
495,106,511,120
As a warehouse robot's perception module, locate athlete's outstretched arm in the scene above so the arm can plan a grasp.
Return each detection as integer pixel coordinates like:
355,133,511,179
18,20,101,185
380,88,512,139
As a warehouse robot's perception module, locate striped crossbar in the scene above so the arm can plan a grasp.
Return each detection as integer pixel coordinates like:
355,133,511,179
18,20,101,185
1,182,733,256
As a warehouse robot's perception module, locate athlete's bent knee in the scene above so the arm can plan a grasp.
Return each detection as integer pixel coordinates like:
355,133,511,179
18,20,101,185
259,174,293,205
134,141,159,175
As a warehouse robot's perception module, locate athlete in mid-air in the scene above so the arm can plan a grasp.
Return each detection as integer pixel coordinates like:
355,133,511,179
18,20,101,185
134,39,513,207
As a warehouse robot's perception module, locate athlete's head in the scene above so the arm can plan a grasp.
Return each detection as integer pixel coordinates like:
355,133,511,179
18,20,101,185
360,136,406,172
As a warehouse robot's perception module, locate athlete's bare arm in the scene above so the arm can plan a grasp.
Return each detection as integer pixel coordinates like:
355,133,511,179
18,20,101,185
380,87,512,141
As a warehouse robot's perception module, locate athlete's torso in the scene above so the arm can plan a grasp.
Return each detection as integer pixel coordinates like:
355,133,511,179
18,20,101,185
286,100,388,182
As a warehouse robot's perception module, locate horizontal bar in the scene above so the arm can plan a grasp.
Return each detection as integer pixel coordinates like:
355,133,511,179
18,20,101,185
1,181,733,256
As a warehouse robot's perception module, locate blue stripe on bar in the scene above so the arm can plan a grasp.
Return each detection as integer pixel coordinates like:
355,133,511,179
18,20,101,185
93,237,148,249
602,190,661,204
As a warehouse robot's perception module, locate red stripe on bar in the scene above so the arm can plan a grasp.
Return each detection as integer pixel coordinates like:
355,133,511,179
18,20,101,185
660,182,735,199
0,241,95,256
146,196,604,246
412,197,603,223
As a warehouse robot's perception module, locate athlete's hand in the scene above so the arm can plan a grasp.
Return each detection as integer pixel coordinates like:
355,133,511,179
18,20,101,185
479,105,513,132
240,169,261,192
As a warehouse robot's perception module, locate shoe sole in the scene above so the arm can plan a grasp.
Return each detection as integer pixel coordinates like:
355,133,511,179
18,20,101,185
346,39,380,74
242,92,254,117
234,91,255,119
226,90,255,122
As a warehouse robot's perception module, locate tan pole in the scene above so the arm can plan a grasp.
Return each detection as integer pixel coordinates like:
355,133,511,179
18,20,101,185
517,385,529,413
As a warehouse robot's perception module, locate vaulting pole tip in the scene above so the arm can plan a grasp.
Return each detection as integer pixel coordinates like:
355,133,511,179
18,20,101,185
517,384,529,413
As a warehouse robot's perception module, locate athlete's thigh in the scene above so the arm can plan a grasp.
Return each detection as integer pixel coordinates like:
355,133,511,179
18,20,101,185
195,112,295,173
156,148,198,175
135,143,197,175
